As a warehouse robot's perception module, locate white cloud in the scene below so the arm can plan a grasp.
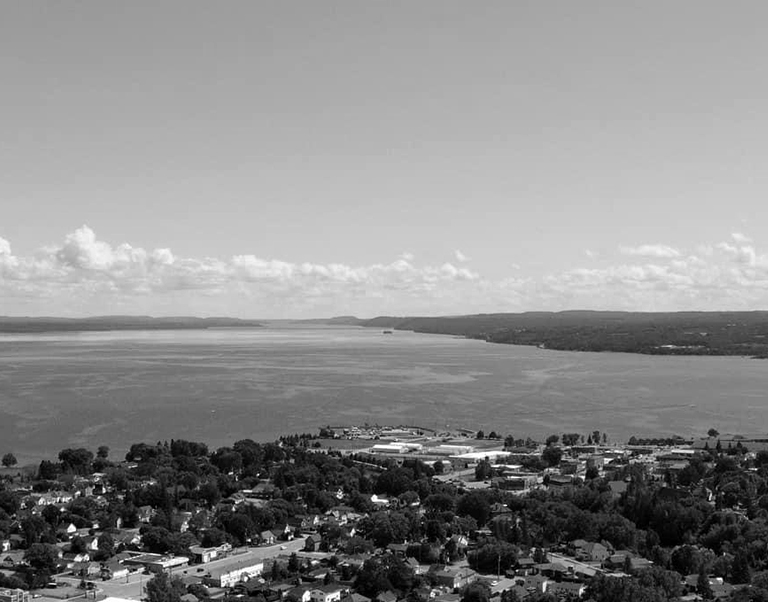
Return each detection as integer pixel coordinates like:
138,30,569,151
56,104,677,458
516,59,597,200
732,232,752,244
4,228,768,316
0,226,482,316
399,251,415,262
454,249,470,262
619,244,681,259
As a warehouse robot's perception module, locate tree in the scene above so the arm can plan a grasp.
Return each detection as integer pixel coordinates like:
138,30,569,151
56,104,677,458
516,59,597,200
475,460,493,481
542,446,563,467
1,453,17,468
146,571,185,602
38,459,59,480
461,582,490,602
24,543,59,573
562,433,580,447
476,430,485,440
545,434,559,446
97,445,110,459
697,567,714,600
457,492,492,525
708,428,720,438
58,448,94,475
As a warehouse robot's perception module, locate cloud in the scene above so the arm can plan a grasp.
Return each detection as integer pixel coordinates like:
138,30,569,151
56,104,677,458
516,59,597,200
454,249,470,262
0,226,481,317
4,228,768,317
732,232,752,244
399,251,415,262
619,244,681,259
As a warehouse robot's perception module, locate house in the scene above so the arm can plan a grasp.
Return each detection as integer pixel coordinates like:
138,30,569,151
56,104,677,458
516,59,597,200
73,561,101,577
430,566,477,590
305,534,323,552
571,540,610,562
309,585,347,602
0,541,9,553
386,543,408,557
260,531,277,546
273,524,295,540
100,561,130,580
405,557,426,575
286,586,312,602
514,557,536,575
137,506,155,523
56,523,78,539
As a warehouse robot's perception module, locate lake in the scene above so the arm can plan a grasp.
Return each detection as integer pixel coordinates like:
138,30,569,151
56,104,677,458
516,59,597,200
0,325,765,463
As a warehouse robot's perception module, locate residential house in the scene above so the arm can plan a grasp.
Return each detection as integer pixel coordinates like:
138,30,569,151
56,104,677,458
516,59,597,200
286,586,312,602
571,540,610,563
309,585,347,602
260,531,276,546
304,534,323,552
137,506,155,523
405,558,426,575
73,561,101,577
271,524,294,541
56,523,78,539
100,561,129,580
430,566,477,590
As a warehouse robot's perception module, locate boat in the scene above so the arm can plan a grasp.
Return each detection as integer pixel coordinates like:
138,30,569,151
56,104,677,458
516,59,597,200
382,329,394,335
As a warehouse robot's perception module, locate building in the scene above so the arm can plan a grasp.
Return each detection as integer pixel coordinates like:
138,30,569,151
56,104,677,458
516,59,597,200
189,544,230,564
0,590,29,602
204,559,264,587
430,566,477,590
122,553,189,573
310,585,347,602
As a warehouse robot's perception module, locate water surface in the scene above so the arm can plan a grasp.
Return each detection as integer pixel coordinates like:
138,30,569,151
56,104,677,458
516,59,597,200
0,325,764,463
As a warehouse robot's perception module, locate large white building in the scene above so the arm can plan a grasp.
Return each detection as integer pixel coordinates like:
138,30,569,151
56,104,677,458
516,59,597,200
205,559,264,587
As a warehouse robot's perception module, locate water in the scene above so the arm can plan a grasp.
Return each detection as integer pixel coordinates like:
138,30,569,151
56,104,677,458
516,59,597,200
0,324,765,464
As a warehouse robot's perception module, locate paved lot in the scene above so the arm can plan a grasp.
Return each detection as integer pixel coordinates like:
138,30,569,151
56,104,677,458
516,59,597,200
89,537,307,601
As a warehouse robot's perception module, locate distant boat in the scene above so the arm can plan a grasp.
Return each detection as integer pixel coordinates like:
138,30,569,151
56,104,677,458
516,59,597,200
382,330,394,335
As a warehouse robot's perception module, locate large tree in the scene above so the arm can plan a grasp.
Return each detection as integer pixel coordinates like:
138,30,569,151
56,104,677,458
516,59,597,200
146,571,185,602
1,453,17,468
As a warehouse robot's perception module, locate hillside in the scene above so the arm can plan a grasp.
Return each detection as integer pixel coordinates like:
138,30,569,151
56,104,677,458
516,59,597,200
355,311,768,357
0,316,263,333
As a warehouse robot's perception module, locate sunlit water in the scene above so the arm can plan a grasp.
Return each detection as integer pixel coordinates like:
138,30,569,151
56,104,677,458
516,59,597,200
0,324,765,463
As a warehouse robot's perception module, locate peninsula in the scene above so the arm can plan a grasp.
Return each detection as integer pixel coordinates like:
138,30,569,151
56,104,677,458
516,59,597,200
316,311,768,357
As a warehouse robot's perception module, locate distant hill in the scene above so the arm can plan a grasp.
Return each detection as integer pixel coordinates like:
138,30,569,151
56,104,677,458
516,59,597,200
311,311,768,357
0,316,263,333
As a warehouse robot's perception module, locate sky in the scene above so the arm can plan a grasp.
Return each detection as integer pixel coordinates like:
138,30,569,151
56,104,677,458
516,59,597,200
2,1,768,318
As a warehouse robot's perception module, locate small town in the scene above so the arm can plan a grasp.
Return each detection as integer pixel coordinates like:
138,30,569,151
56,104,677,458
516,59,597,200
0,426,764,602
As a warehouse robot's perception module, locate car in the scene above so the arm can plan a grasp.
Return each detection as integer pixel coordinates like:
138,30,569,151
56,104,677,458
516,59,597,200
280,545,286,550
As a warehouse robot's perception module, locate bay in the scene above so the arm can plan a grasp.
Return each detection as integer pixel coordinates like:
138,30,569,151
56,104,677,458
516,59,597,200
0,324,765,464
